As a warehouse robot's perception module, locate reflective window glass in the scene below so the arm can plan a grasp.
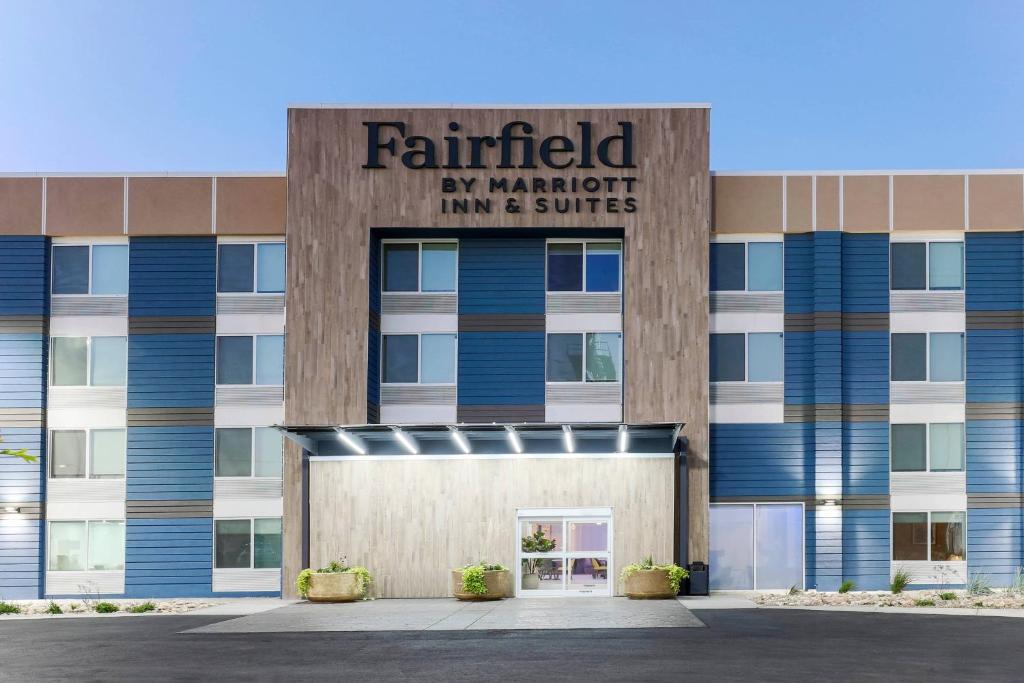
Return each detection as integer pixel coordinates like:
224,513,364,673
754,504,803,589
218,244,255,293
710,243,744,291
892,512,928,561
90,336,127,386
891,334,927,381
748,242,783,291
215,519,252,569
928,242,964,290
254,518,283,569
48,521,87,571
216,428,253,477
710,505,754,590
88,521,125,570
90,429,126,478
930,423,965,471
255,335,284,385
929,333,964,382
52,246,90,294
50,431,86,478
547,334,583,382
421,243,457,292
585,333,621,382
747,333,783,382
931,512,966,561
891,424,926,472
382,335,418,383
420,334,456,383
547,243,583,292
890,243,926,290
383,244,419,292
585,242,621,292
217,336,254,384
91,245,129,295
710,334,745,382
51,337,88,386
254,428,283,478
256,243,286,293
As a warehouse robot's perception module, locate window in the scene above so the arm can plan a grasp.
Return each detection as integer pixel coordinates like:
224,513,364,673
890,242,964,291
546,241,622,293
892,511,965,562
215,427,283,478
216,335,284,385
710,503,804,590
710,333,783,382
890,333,964,382
382,242,457,293
50,337,127,387
52,244,129,295
710,242,783,292
49,429,126,479
217,243,286,293
47,520,125,571
891,423,965,473
381,333,456,384
546,333,622,382
214,518,282,569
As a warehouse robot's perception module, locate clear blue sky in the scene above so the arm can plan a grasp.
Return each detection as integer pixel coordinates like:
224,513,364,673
1,1,1021,172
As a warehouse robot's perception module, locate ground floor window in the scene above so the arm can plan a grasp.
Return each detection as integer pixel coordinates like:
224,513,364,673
517,508,611,597
47,520,125,571
892,511,965,562
215,518,283,569
710,503,804,590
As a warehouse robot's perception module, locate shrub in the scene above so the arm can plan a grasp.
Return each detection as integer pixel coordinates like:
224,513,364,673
94,602,118,614
914,599,935,607
938,592,957,601
890,569,911,594
973,601,985,608
128,601,156,614
967,572,993,596
45,602,63,614
0,601,21,615
788,585,801,595
459,562,508,595
838,580,855,594
295,558,374,599
1012,567,1024,594
620,555,689,593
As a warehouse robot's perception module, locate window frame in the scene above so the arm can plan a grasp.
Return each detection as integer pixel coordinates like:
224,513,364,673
380,239,459,294
709,501,806,591
213,516,283,570
214,426,283,479
544,331,624,384
48,335,128,387
889,332,965,383
215,239,287,295
380,332,458,386
50,242,130,297
545,238,623,294
889,422,966,473
48,428,127,480
889,239,965,292
46,519,126,572
709,332,785,384
890,510,967,562
215,334,285,387
709,239,785,293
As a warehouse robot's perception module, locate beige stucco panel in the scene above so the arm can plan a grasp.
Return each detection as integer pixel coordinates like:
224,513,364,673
843,175,889,232
127,177,212,235
46,177,124,235
712,176,782,232
815,176,840,230
893,175,965,230
968,174,1024,230
309,456,675,598
216,177,287,235
786,176,812,232
0,178,43,235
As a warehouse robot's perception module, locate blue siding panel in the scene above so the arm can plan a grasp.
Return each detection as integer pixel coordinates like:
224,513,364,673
0,519,41,599
0,427,44,501
968,508,1023,587
813,331,842,405
458,239,544,314
710,424,815,498
840,233,889,312
843,422,889,496
127,334,215,408
965,232,1023,312
128,237,216,317
843,509,890,590
812,232,842,313
784,331,814,404
783,233,814,313
0,236,48,315
841,332,889,404
0,335,46,408
458,332,544,405
126,427,214,501
807,508,843,591
124,518,213,598
966,420,1021,494
967,329,1023,404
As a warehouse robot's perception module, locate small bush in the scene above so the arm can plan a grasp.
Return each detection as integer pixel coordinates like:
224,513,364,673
967,572,993,596
788,585,802,595
973,601,984,608
938,592,957,601
1012,567,1024,594
0,601,21,615
127,602,156,614
890,569,911,594
914,599,935,607
94,602,118,614
45,602,63,614
68,602,81,612
838,580,855,594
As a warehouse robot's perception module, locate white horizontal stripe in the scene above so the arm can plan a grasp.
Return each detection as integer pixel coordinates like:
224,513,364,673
889,311,965,332
214,497,283,518
49,316,128,336
310,451,673,462
544,404,622,423
46,571,125,596
216,313,285,334
213,569,282,592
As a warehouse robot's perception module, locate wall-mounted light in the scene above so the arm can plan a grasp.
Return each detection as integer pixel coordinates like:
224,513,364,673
505,426,523,454
336,429,367,455
617,425,629,453
448,426,471,454
391,427,419,455
562,425,575,453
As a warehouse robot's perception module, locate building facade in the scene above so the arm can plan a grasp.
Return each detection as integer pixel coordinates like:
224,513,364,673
0,106,1022,599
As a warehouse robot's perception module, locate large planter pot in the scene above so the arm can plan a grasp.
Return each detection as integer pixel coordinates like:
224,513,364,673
451,569,512,600
521,573,540,590
306,571,365,603
624,569,677,599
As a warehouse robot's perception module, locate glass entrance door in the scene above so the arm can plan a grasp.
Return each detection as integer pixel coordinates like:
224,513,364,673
517,508,612,597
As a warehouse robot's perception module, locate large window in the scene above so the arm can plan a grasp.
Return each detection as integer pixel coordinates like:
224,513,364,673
546,241,622,293
47,520,125,571
710,241,783,292
546,333,622,382
890,423,965,472
892,511,966,562
49,429,126,479
217,242,286,293
890,333,964,382
382,241,457,293
216,335,284,385
52,244,129,295
381,333,457,384
50,337,127,387
710,332,784,382
215,427,283,478
890,242,964,291
710,503,804,590
215,518,282,569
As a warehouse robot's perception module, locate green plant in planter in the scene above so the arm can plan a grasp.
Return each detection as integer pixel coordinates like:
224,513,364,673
620,555,689,593
295,557,373,599
460,562,508,595
520,529,556,575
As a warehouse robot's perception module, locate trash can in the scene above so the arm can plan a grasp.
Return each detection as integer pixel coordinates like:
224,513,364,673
687,562,709,596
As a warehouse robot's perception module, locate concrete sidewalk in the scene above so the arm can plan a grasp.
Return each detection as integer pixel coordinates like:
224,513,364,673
185,597,705,633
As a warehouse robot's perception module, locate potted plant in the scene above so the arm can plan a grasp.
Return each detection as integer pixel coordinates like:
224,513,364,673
451,562,511,600
621,555,688,599
520,528,556,590
296,558,373,603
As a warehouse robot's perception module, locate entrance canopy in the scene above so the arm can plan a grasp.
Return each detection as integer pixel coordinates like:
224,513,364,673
276,422,684,459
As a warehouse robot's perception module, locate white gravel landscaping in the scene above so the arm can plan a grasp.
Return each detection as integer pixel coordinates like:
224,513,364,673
756,590,1024,610
0,598,224,617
